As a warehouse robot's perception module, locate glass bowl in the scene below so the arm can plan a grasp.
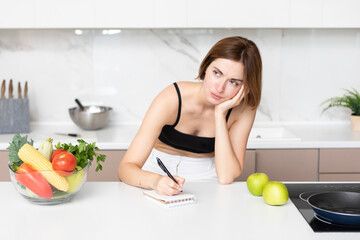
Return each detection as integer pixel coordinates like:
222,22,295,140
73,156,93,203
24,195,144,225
8,160,90,205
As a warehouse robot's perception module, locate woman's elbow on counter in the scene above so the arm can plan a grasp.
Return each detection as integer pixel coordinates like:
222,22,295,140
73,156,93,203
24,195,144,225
217,176,235,185
117,161,127,181
217,170,242,185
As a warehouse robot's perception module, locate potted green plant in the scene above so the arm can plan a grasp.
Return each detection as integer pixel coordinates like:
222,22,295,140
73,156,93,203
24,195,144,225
321,88,360,131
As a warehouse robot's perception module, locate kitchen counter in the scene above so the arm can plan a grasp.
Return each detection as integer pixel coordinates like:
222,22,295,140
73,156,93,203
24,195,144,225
0,181,358,240
1,121,360,150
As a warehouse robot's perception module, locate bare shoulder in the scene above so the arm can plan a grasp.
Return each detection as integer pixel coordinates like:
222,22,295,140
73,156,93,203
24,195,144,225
149,83,181,125
175,81,202,97
176,81,201,88
154,83,179,106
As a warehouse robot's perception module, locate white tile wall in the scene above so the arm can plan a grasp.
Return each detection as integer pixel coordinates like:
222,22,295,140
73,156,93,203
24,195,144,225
0,29,359,124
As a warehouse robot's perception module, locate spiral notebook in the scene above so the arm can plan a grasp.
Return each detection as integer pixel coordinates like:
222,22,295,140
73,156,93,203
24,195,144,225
143,190,196,208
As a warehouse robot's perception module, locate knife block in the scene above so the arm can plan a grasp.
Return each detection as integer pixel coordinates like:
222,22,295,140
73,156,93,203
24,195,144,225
0,98,30,134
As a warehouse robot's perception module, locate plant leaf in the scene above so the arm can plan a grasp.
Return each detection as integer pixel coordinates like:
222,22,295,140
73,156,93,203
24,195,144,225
320,88,360,115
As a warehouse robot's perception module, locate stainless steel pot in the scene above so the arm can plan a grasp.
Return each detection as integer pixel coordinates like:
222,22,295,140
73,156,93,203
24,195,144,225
69,105,112,130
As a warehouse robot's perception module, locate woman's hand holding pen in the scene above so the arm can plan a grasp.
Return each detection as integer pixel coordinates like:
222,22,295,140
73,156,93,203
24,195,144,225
155,175,185,196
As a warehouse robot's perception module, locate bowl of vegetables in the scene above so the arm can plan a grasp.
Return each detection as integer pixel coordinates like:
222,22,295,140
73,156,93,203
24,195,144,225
7,134,106,205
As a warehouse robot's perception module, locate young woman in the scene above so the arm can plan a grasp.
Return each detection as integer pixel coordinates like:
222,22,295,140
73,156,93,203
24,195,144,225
118,36,262,196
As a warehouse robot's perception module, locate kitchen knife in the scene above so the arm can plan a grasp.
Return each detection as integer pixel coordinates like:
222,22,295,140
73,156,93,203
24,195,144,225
18,82,22,98
1,80,5,98
8,79,13,98
54,133,81,137
24,81,28,98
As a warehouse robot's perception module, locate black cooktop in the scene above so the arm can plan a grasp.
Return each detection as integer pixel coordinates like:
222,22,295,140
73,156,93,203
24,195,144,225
285,183,360,232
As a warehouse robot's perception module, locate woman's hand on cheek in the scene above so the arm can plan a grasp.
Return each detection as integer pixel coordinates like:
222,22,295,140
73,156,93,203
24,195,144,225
155,175,185,196
215,85,245,115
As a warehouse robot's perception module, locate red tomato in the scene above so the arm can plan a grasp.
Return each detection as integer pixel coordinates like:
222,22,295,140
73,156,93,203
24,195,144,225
15,163,53,199
51,149,67,162
52,152,77,176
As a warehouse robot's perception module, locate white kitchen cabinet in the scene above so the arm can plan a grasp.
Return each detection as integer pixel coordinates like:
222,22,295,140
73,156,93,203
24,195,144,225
290,0,323,28
154,0,187,28
0,0,35,28
35,0,95,28
0,0,359,28
187,0,290,28
94,0,154,28
323,0,360,28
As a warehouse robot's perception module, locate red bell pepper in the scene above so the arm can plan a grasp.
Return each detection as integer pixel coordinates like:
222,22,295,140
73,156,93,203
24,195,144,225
15,163,53,199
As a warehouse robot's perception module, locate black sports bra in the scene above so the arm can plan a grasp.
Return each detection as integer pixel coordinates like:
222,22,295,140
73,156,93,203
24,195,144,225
158,82,232,154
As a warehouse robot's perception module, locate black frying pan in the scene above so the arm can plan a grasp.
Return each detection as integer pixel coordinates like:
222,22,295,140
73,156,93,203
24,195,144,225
300,191,360,226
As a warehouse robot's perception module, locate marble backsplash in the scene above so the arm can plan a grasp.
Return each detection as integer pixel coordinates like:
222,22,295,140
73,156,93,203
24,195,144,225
0,28,360,124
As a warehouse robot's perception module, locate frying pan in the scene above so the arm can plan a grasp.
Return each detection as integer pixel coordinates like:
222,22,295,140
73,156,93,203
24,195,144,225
300,191,360,226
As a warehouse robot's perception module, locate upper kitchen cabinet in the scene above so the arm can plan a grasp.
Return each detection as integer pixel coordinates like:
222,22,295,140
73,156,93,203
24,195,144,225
35,0,95,28
290,0,323,28
0,0,35,28
154,0,187,28
322,0,360,28
0,0,360,28
188,0,290,28
290,0,360,28
95,0,154,28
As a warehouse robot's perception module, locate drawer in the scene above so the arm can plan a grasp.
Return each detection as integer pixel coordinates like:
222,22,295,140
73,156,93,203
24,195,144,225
0,151,10,181
87,150,126,182
256,149,318,181
319,173,360,181
319,148,360,173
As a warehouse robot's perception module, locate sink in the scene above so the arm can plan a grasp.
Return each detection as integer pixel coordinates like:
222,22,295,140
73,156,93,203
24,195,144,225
248,127,301,141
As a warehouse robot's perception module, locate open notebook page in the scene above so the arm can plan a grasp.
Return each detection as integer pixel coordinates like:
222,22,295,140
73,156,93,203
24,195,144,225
143,190,196,207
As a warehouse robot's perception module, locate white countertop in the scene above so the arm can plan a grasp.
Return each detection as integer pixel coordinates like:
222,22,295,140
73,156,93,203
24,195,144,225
0,181,358,240
1,121,360,150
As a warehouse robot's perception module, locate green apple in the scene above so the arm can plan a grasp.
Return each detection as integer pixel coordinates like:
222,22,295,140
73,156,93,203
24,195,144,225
246,173,269,196
262,181,289,206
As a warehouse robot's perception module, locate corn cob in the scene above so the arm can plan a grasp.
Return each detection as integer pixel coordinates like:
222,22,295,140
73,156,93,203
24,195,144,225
18,144,69,192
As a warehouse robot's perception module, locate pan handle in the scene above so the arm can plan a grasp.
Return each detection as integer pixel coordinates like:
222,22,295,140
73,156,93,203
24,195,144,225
299,191,318,201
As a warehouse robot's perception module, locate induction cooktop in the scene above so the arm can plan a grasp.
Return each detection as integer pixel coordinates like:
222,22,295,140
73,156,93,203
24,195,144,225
285,183,360,232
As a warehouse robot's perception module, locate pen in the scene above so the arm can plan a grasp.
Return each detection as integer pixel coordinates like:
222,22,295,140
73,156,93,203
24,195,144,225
156,157,182,191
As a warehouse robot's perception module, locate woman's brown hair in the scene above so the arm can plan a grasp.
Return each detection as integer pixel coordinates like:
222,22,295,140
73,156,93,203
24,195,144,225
196,36,262,109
